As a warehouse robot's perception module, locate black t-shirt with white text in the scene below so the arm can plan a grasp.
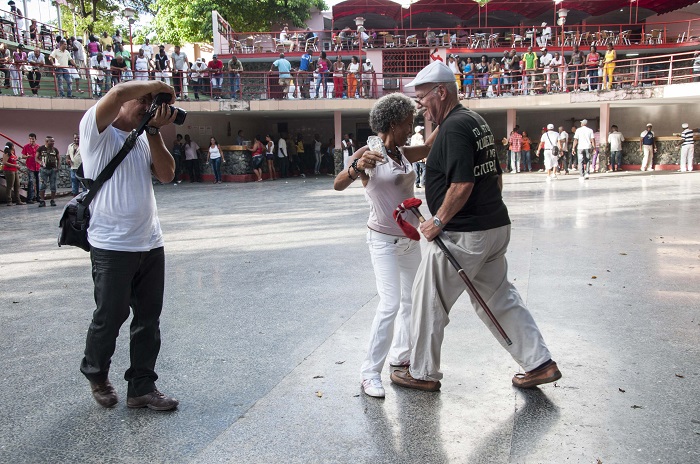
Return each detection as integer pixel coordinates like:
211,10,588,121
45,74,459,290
37,145,60,169
424,105,510,232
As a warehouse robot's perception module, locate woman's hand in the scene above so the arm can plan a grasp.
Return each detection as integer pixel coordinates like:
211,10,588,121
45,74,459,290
356,150,384,171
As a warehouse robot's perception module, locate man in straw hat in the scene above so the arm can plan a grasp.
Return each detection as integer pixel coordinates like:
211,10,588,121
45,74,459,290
390,61,561,392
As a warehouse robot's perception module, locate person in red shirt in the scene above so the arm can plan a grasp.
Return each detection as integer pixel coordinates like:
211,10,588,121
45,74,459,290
207,55,224,100
21,133,41,204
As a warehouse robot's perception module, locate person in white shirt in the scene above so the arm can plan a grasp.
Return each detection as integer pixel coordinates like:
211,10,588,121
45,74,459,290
89,52,109,97
341,133,355,168
49,39,76,97
277,134,288,178
679,123,694,172
539,48,553,92
189,58,208,100
572,119,596,179
410,126,426,188
280,26,295,52
537,22,552,48
78,79,179,411
550,52,564,92
608,125,625,172
26,47,45,95
362,58,375,98
139,38,153,59
539,123,560,180
133,48,151,81
558,126,570,174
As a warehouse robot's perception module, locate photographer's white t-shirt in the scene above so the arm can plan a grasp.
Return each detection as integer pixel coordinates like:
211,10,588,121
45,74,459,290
79,105,164,252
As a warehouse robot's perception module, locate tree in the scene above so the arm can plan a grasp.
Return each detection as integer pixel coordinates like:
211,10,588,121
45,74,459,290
151,0,326,45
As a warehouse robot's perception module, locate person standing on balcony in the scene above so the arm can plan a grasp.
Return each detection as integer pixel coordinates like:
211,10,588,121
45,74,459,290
313,51,330,99
332,55,345,98
586,46,600,91
208,54,224,99
362,58,375,99
693,51,700,82
540,47,553,93
521,47,537,95
228,56,243,100
271,53,292,100
568,45,585,92
461,56,475,98
640,123,656,171
49,39,76,98
603,43,616,90
154,45,170,85
299,50,312,99
10,44,26,95
347,55,359,98
171,46,189,100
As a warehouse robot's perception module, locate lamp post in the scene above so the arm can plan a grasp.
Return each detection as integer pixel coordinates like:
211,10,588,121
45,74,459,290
557,8,568,90
355,17,365,97
123,7,136,55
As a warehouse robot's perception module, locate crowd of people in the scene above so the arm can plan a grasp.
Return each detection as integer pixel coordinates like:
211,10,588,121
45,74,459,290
502,120,696,180
2,132,81,206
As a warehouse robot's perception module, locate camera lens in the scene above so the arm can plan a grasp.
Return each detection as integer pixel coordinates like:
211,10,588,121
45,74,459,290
172,107,187,125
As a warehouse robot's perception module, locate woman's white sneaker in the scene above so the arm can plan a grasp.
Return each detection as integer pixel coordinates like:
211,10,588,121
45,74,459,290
361,378,385,398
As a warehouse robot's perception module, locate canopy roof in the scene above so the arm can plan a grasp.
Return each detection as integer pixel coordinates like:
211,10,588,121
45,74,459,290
332,0,700,22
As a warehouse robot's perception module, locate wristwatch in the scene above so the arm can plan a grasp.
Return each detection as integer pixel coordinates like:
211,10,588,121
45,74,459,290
146,125,160,136
433,216,444,229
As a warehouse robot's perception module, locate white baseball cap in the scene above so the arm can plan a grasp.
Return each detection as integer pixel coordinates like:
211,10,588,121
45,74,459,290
415,126,424,133
406,61,455,87
547,123,554,130
581,119,588,125
682,123,689,129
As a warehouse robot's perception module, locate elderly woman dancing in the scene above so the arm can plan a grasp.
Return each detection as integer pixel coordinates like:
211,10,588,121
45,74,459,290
334,93,433,398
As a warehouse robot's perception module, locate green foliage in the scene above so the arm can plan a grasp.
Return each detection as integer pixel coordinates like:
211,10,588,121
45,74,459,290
151,0,327,44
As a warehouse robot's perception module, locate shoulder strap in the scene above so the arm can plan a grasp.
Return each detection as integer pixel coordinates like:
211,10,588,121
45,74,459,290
78,112,152,215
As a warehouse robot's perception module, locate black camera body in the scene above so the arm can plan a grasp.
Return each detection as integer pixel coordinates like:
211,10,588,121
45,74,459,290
149,92,187,125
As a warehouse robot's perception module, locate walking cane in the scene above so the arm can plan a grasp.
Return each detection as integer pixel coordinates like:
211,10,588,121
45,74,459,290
394,198,513,346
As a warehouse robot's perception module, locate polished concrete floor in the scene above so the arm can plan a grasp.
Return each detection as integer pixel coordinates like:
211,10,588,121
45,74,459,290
1,170,698,464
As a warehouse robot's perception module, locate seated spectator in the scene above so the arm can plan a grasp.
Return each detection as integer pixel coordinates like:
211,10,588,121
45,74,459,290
425,27,438,47
537,22,551,48
280,26,295,52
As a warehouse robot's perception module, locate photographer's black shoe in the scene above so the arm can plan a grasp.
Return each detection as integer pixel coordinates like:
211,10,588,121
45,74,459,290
90,380,118,408
38,201,46,207
127,389,179,411
50,200,56,206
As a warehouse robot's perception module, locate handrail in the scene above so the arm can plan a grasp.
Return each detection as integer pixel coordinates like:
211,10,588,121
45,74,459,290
215,17,700,53
0,7,67,50
0,49,698,101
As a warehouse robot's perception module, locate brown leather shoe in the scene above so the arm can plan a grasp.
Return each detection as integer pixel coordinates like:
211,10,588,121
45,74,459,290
512,361,562,389
127,389,179,411
90,380,118,408
390,369,441,392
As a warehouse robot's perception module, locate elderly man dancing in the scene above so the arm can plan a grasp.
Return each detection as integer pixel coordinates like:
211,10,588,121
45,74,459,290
390,61,562,392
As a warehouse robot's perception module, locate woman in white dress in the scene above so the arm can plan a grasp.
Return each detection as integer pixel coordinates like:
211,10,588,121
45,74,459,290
133,49,151,81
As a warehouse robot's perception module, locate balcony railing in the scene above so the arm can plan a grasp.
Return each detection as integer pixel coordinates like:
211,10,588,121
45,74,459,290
214,17,700,55
0,8,66,51
0,50,698,102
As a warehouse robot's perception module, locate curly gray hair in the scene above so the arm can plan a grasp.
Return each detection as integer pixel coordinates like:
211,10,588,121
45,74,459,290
369,93,416,134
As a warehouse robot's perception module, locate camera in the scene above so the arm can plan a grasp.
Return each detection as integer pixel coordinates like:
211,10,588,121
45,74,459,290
148,92,187,125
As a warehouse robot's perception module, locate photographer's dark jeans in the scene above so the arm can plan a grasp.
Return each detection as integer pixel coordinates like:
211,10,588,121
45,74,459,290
80,246,165,397
173,154,182,182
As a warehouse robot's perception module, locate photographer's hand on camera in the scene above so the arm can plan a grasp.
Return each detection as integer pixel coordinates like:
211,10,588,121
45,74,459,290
149,103,179,129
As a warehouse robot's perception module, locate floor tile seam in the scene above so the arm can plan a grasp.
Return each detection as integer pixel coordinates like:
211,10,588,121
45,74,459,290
187,292,379,463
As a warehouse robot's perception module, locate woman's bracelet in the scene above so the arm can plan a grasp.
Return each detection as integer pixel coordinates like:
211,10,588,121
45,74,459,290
347,167,358,181
350,158,363,175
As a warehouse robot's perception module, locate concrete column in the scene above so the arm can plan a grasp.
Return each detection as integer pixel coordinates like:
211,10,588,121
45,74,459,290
506,108,517,134
599,103,610,172
334,110,342,150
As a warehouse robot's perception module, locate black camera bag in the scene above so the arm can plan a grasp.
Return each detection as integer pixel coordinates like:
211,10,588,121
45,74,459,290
58,113,151,252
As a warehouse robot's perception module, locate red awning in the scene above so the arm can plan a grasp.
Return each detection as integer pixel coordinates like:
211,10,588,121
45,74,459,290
333,0,700,22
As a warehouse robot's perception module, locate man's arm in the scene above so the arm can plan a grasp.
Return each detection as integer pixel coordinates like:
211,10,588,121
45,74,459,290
420,182,474,242
148,104,177,183
95,79,175,133
403,126,439,163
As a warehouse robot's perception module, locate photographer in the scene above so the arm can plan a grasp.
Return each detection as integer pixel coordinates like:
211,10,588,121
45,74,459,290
78,79,179,411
